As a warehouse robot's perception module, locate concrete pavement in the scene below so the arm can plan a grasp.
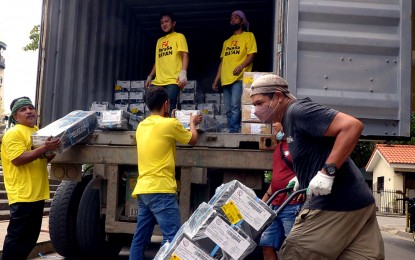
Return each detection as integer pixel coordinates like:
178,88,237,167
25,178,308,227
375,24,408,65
0,214,412,259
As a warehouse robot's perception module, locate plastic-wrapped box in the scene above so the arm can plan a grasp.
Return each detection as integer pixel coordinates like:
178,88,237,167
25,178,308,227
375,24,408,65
208,180,276,239
98,110,129,130
31,110,97,154
154,227,215,260
174,110,201,130
184,202,256,259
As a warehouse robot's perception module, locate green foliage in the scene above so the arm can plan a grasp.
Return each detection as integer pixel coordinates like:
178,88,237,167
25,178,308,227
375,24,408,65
23,25,40,51
264,170,272,183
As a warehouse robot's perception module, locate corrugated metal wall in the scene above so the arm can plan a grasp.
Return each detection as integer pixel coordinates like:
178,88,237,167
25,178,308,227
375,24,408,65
37,0,142,126
285,0,412,137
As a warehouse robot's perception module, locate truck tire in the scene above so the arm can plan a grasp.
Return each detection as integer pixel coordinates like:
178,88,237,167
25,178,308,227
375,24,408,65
76,178,123,259
49,176,92,258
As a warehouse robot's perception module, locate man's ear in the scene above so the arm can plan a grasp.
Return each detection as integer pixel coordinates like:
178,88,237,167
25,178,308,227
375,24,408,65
275,91,285,102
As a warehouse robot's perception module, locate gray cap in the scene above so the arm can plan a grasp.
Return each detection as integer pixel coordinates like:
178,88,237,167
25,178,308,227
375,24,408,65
250,74,296,99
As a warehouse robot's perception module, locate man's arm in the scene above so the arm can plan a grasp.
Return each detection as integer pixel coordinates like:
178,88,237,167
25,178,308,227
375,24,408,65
12,137,61,166
233,53,255,76
188,114,202,146
145,65,156,89
181,52,189,71
212,60,222,91
322,112,364,169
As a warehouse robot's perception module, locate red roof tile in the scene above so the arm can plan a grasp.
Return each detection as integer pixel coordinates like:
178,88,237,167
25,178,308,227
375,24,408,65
374,144,415,164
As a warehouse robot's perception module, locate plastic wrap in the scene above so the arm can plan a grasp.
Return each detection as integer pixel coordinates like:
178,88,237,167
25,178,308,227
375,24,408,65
31,110,97,154
98,110,129,130
208,180,276,239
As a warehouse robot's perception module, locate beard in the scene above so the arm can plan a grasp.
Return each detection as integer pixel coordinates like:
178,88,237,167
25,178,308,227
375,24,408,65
230,23,242,32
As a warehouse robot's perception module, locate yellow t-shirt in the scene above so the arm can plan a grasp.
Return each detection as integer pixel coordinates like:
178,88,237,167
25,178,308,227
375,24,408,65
152,32,189,86
220,31,257,86
132,115,192,195
1,124,50,205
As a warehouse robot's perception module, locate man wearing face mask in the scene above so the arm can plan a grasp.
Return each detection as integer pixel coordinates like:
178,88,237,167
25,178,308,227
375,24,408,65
129,87,202,260
250,74,384,259
212,10,257,133
145,12,189,115
259,122,304,260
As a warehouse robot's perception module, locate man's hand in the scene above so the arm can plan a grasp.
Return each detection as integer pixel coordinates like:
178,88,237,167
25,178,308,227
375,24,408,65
178,70,188,88
44,136,61,152
307,171,334,196
287,176,299,191
190,114,203,126
145,75,152,89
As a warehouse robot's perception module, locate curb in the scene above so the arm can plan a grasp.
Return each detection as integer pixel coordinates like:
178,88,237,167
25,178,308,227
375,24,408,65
379,226,414,240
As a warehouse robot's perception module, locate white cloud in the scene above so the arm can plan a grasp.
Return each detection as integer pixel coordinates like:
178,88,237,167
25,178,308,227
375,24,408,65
0,0,42,114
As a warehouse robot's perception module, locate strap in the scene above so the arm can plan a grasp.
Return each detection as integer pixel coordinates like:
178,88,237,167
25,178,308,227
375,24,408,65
279,142,294,171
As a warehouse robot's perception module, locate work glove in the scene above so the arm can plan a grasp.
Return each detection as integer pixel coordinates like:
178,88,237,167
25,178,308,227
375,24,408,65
178,69,188,86
286,176,299,191
307,171,334,196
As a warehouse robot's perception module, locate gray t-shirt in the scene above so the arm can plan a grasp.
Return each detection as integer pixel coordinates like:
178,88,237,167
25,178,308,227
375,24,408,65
283,98,374,211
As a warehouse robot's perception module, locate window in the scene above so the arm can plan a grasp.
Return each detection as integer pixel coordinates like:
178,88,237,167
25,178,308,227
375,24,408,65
377,176,384,191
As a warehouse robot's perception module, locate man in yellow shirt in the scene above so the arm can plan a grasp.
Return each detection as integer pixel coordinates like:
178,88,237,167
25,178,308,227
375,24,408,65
1,97,61,260
145,12,189,116
212,10,257,133
130,87,202,259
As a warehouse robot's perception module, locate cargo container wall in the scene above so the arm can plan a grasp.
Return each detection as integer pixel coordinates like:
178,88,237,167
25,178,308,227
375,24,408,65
285,0,412,138
37,0,144,126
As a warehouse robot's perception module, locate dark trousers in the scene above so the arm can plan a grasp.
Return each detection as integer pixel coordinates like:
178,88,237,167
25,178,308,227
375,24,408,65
2,200,45,260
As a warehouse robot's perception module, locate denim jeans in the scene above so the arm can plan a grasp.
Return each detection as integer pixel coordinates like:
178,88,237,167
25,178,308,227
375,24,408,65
222,80,242,133
259,203,302,250
129,193,181,260
2,201,45,260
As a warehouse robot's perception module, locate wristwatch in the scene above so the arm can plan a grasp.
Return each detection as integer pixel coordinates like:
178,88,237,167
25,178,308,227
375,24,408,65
323,163,337,176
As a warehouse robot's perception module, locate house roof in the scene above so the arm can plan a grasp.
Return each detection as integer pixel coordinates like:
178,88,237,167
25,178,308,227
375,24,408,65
366,144,415,172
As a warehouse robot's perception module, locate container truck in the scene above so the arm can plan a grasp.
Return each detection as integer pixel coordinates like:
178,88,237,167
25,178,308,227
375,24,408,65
37,0,412,258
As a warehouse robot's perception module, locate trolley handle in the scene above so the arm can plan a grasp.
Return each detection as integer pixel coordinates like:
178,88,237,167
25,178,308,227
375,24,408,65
266,187,293,205
274,188,307,215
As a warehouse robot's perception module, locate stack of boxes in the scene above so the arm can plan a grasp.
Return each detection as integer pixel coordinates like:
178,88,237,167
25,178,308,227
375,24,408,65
154,180,276,260
180,80,197,110
241,72,274,134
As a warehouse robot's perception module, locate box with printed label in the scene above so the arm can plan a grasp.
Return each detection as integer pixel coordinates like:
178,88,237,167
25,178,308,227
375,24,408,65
181,103,197,110
182,80,197,93
125,171,138,218
184,202,256,259
115,80,131,91
242,72,273,89
114,91,129,101
31,110,97,154
197,103,217,115
180,92,196,102
129,102,146,115
174,110,201,130
205,93,221,104
98,110,129,130
242,87,253,105
130,80,145,90
208,180,276,239
129,91,145,102
241,122,272,135
242,104,261,123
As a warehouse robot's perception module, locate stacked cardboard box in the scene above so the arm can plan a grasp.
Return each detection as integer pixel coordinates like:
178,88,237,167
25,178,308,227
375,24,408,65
31,110,98,154
180,81,198,110
241,72,274,134
155,180,276,260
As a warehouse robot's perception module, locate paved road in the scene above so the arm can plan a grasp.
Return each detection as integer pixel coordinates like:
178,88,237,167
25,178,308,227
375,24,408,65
382,231,415,259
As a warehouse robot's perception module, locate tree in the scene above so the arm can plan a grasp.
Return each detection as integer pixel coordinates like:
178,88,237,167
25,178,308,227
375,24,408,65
23,25,40,51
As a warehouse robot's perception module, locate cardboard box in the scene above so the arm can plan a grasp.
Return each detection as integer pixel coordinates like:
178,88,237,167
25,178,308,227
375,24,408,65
242,104,261,123
99,110,129,130
241,122,272,134
180,92,196,102
182,80,197,93
184,202,257,259
129,91,145,102
31,110,98,154
197,103,217,115
174,110,201,130
114,92,129,101
242,87,253,105
130,80,145,90
129,102,146,115
205,93,221,104
181,103,197,110
115,80,130,91
125,171,138,218
114,103,129,111
242,72,273,89
208,180,276,239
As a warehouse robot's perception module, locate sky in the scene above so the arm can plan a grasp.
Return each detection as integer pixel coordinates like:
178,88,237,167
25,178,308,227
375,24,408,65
0,0,42,114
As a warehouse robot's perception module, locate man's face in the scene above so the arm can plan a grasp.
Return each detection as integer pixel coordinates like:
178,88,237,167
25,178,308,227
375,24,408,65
230,14,243,26
251,94,273,108
13,105,37,127
160,16,175,33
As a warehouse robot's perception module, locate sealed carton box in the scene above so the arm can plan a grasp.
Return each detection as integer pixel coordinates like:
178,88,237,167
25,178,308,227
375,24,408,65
241,122,272,135
130,80,145,91
31,110,97,154
242,72,273,89
242,87,253,105
115,80,130,91
208,180,276,239
174,110,201,130
99,110,129,130
241,104,261,123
